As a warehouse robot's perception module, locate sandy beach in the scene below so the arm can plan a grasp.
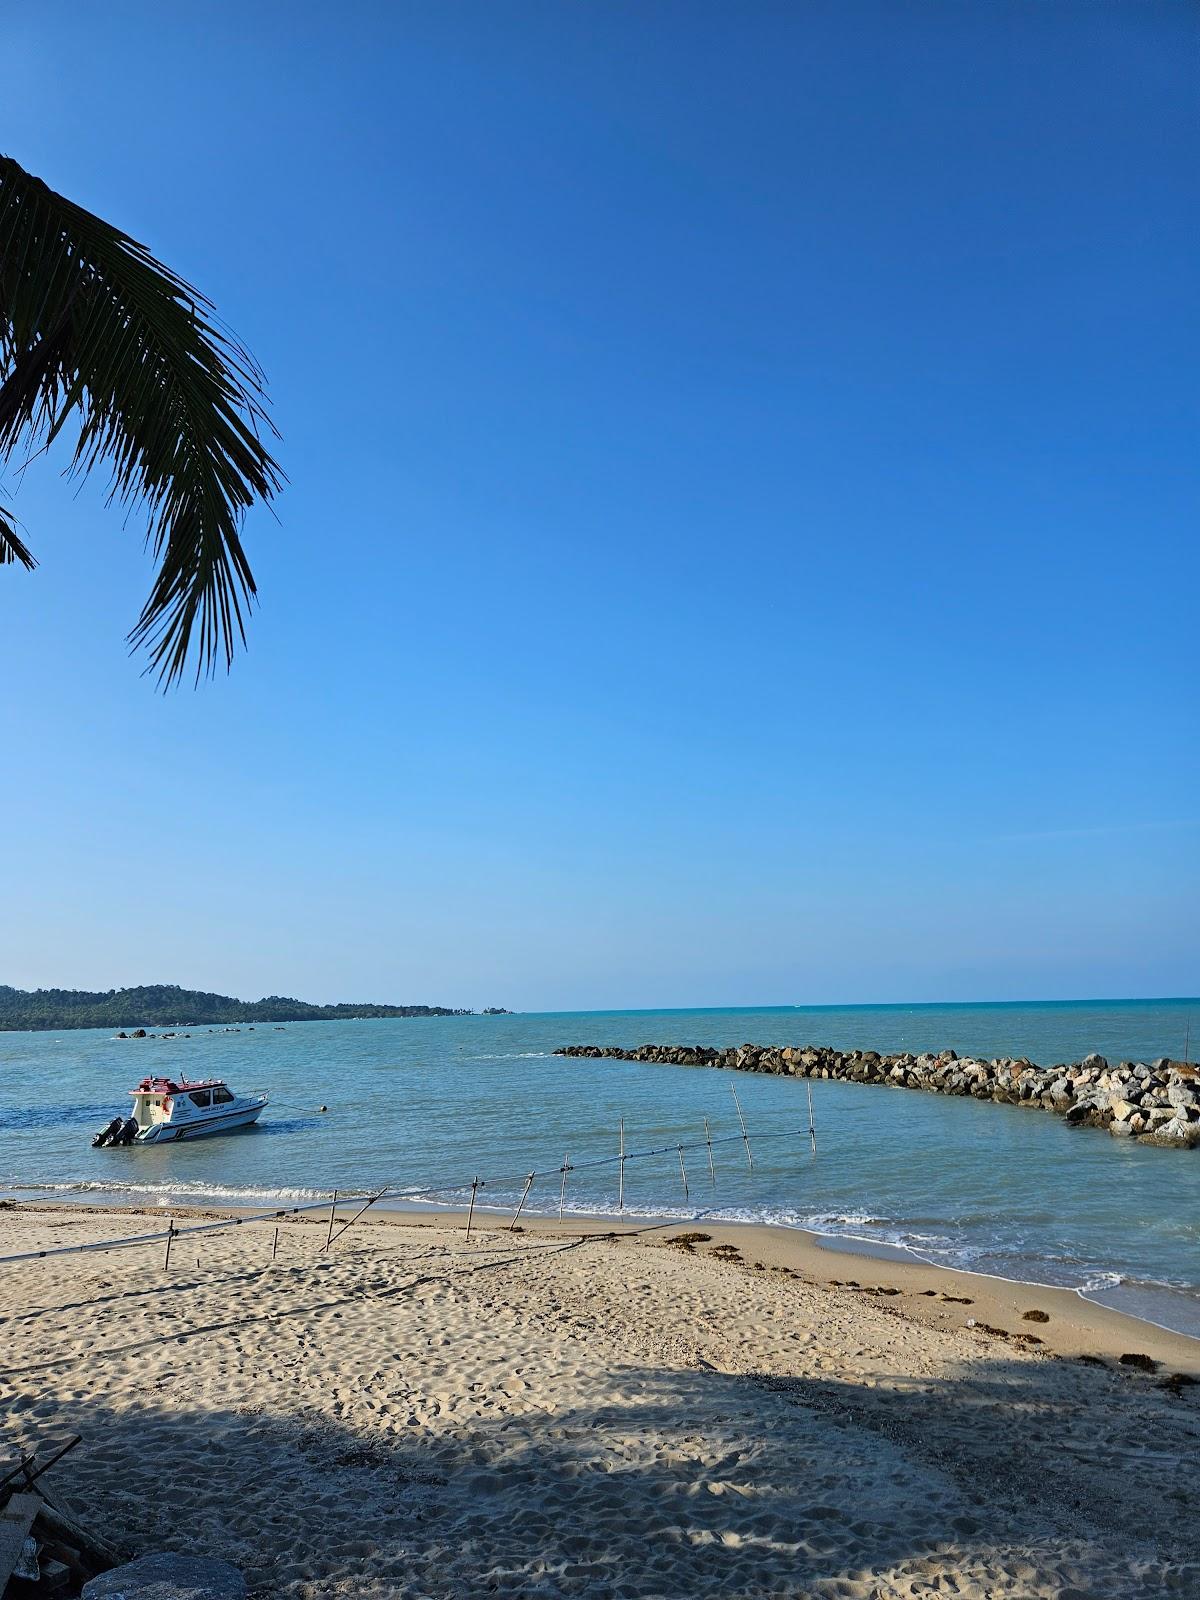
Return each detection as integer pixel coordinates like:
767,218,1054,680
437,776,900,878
1,1201,1197,1598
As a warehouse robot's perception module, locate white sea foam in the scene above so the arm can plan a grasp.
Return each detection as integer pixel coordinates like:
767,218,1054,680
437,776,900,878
464,1052,554,1061
1075,1270,1125,1294
6,1177,329,1204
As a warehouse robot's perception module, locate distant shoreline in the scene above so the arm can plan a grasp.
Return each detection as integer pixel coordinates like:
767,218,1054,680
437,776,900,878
0,981,508,1032
0,1012,499,1034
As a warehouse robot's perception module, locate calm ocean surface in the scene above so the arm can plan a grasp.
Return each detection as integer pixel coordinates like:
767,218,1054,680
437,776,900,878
2,1000,1198,1337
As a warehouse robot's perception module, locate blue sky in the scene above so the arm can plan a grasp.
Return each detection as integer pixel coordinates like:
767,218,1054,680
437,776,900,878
1,2,1195,1010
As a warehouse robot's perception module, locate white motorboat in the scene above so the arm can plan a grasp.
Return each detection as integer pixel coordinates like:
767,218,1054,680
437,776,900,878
92,1076,268,1146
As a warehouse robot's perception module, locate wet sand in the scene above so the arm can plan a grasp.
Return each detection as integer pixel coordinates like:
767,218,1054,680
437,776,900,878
1,1200,1197,1597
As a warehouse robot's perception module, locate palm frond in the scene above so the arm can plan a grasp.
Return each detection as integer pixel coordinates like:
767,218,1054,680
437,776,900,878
0,497,36,567
0,154,283,684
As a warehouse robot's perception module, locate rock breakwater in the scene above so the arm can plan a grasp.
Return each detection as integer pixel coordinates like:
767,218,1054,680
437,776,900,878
554,1043,1200,1149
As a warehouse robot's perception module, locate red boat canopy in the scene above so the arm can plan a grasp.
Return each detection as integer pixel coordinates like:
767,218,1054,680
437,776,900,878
132,1076,228,1095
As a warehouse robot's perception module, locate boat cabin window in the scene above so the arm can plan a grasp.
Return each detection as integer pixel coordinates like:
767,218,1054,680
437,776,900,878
212,1086,234,1104
189,1089,212,1108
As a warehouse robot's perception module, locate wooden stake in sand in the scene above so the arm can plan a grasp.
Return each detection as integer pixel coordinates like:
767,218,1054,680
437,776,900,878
465,1177,480,1242
0,1435,81,1495
676,1145,689,1201
163,1219,174,1272
731,1087,754,1171
704,1117,716,1188
509,1172,535,1230
325,1188,389,1251
618,1118,625,1212
807,1082,817,1155
272,1227,280,1261
558,1154,570,1221
325,1190,339,1251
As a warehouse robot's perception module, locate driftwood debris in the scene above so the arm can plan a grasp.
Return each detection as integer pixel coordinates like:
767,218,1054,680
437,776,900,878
0,1438,122,1598
1,1493,41,1592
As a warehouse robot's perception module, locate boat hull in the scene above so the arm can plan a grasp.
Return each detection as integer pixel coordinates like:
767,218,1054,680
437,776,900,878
135,1102,267,1144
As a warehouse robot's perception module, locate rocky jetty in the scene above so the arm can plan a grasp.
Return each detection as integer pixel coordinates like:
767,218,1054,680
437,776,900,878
554,1043,1200,1149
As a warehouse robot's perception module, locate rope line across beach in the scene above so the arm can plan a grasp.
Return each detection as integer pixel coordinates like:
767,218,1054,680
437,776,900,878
0,1105,817,1271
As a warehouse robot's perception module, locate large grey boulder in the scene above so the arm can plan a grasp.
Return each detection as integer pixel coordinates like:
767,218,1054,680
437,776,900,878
1142,1116,1200,1149
1144,1106,1177,1131
83,1553,246,1600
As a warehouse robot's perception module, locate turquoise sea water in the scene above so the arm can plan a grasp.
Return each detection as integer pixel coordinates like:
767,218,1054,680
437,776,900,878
1,1000,1197,1336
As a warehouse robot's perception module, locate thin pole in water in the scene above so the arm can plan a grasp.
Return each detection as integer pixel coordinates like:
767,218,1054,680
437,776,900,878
807,1082,817,1155
510,1173,534,1231
618,1118,625,1212
677,1145,689,1201
325,1190,338,1251
558,1154,570,1221
465,1177,479,1242
731,1087,753,1171
704,1117,716,1188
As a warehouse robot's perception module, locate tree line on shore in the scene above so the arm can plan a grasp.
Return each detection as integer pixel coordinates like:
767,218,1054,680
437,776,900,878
0,983,496,1032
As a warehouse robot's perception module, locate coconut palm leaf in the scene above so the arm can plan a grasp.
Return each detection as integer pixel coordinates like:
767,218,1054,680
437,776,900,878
0,154,282,684
0,500,36,567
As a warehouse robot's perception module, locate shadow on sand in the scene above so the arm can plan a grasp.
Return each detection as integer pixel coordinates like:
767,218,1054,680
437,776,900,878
4,1295,1198,1600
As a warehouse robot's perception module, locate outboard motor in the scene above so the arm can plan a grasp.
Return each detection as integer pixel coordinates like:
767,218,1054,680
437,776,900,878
92,1116,124,1148
116,1116,140,1146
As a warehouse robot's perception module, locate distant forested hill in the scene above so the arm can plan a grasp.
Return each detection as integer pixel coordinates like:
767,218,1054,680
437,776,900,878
0,984,494,1032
